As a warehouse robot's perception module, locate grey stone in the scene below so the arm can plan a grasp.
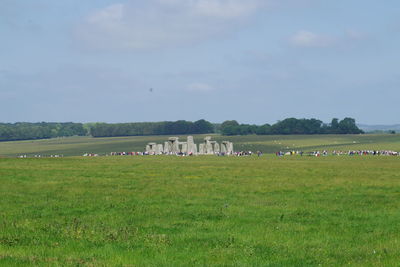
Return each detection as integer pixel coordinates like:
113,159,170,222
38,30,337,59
220,143,227,154
222,141,234,154
157,144,164,154
164,141,170,154
206,141,214,154
199,144,205,154
146,143,158,154
168,137,180,154
187,136,196,154
193,144,198,154
181,142,188,154
228,142,234,154
145,136,233,156
214,142,220,153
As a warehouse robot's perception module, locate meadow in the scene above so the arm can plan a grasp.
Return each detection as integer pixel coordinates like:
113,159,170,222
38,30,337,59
1,134,400,265
1,155,400,266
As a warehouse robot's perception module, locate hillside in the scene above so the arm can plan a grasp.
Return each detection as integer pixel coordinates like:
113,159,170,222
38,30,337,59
0,134,399,157
358,124,400,132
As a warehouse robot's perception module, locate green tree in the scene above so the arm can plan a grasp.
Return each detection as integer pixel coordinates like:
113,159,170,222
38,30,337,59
256,124,272,135
221,120,240,135
338,118,363,134
193,119,214,134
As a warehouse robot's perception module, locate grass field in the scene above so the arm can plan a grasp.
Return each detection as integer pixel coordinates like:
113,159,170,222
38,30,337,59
1,134,400,265
0,134,399,157
1,155,400,266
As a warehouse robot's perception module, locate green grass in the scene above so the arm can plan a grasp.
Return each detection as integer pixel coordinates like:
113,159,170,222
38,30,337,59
0,134,399,157
1,156,400,266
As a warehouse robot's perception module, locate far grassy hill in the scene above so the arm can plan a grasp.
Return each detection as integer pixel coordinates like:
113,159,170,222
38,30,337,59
0,134,399,157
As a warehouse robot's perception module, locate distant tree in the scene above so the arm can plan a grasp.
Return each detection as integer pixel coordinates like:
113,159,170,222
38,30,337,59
0,118,365,140
304,118,323,134
338,118,363,134
238,124,258,135
331,118,339,130
256,124,272,135
220,120,240,135
220,118,363,136
193,119,214,134
270,118,321,135
0,122,88,141
221,120,239,129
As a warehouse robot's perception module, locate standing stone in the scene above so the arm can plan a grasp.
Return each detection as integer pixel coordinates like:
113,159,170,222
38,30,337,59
181,143,188,154
204,136,212,146
220,143,227,154
169,137,180,154
193,143,198,154
206,141,213,154
148,143,157,154
157,144,164,154
154,144,160,154
164,141,170,154
214,142,220,153
204,136,213,154
199,144,205,154
172,141,179,153
227,142,234,154
222,141,234,154
187,136,196,154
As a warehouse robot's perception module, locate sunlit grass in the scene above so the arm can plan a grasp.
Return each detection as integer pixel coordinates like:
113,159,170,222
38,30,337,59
1,156,400,265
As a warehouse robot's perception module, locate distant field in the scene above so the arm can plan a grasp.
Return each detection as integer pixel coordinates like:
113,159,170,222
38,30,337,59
1,156,400,265
0,134,399,157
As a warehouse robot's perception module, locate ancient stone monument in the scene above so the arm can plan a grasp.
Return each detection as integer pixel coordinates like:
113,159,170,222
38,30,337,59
145,136,233,155
221,141,234,154
167,137,180,154
146,143,158,154
187,136,198,154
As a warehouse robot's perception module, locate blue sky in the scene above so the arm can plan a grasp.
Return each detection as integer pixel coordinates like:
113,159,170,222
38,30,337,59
1,0,399,124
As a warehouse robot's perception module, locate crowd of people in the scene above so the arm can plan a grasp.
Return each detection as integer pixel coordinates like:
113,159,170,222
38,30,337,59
333,150,399,156
109,152,143,156
103,149,400,157
16,150,400,158
275,150,399,157
107,151,262,157
18,154,64,158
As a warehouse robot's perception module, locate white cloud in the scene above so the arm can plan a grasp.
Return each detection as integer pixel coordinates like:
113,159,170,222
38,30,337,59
75,0,264,51
191,0,261,18
87,4,124,24
186,82,215,92
345,29,368,41
290,30,335,48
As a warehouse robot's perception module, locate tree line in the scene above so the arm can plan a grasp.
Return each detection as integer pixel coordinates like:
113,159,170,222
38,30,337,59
0,120,215,141
220,118,364,135
89,120,214,137
0,118,363,141
0,122,87,141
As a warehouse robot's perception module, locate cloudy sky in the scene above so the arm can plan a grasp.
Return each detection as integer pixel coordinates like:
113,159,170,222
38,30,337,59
1,0,399,124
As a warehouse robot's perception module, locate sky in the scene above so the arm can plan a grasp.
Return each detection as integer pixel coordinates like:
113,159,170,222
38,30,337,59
1,0,399,125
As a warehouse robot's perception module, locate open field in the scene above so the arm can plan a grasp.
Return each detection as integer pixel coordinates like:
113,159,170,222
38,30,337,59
1,156,400,266
1,134,400,265
0,134,399,157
